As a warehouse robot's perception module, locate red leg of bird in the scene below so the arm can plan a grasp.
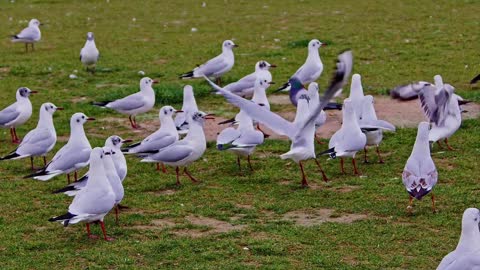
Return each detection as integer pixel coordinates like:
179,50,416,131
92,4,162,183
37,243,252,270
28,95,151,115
9,128,14,143
236,156,242,172
247,155,254,172
12,128,20,144
31,43,35,52
299,161,309,187
363,147,369,163
436,141,443,149
407,196,413,214
431,193,436,213
444,139,454,151
340,158,346,174
43,156,47,166
67,174,71,184
74,171,78,181
162,163,167,173
314,159,329,182
86,223,98,239
128,116,136,129
175,167,181,185
376,146,384,164
216,77,222,86
115,206,119,224
256,123,270,138
133,116,140,129
315,135,325,145
25,43,28,53
100,221,114,241
156,163,160,171
30,157,35,171
352,158,361,175
184,167,198,183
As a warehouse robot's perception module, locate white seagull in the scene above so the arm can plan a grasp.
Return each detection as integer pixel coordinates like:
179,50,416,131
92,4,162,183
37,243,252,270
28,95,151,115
223,60,276,98
206,50,353,186
141,111,214,185
320,99,366,175
49,147,116,241
124,106,181,172
25,113,94,182
80,32,100,73
348,73,366,121
307,82,327,143
11,19,42,52
419,83,461,150
1,103,62,169
276,39,325,91
217,110,264,172
180,40,238,85
0,87,37,144
93,77,157,129
402,122,438,213
437,208,480,270
102,147,124,224
174,85,198,134
359,95,396,163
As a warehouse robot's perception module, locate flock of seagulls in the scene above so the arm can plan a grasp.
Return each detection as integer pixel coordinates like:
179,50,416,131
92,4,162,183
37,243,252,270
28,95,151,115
3,18,479,267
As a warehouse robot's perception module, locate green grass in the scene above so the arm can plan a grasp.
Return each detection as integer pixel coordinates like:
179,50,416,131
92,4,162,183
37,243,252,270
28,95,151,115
0,0,479,269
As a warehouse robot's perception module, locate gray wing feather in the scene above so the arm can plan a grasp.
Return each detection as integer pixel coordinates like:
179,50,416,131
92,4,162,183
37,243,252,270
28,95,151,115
234,130,264,146
16,27,39,41
217,128,241,145
148,145,192,163
108,94,146,111
0,105,20,125
197,56,229,77
48,147,90,172
419,84,450,125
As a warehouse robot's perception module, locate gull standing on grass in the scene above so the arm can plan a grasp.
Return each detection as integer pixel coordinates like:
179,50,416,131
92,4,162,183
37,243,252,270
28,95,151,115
0,103,62,169
124,106,181,172
93,77,157,129
24,113,94,183
319,99,366,175
102,147,124,224
11,19,42,52
359,95,396,163
418,83,461,150
348,74,366,120
307,82,327,144
276,39,325,91
80,32,100,73
0,87,37,144
180,40,238,85
174,85,198,134
402,122,438,213
216,110,264,172
206,50,353,187
223,60,276,98
436,208,480,270
141,111,214,185
49,148,116,241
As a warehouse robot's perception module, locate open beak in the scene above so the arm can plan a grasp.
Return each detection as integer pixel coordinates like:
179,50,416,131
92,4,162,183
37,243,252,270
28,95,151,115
152,80,159,84
269,64,277,68
56,107,64,110
175,110,184,113
205,113,215,120
86,117,95,121
122,139,133,143
30,90,39,94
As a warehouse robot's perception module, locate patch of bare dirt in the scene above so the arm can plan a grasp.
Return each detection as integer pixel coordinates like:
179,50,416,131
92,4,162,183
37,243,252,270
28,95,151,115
71,96,87,103
153,189,177,196
0,67,11,73
236,203,254,209
152,58,168,65
172,215,246,238
131,218,177,230
282,209,367,226
334,185,360,193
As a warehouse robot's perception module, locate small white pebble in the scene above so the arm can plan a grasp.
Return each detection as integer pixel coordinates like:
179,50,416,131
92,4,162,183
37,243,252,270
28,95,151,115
404,39,410,43
274,38,280,42
360,175,367,178
69,74,77,79
10,0,15,3
48,67,52,71
180,204,184,207
243,247,249,250
465,65,468,69
9,17,13,21
73,69,78,73
138,70,145,76
132,17,136,22
201,2,206,7
191,27,198,32
282,57,287,60
106,0,110,2
87,17,91,21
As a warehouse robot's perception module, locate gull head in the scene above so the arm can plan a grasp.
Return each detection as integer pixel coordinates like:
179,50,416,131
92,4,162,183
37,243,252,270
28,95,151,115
343,98,354,114
308,82,319,93
254,74,274,89
192,111,214,125
444,83,455,95
139,77,158,90
90,147,105,163
29,19,41,27
106,135,132,149
308,39,325,50
71,112,95,126
461,208,480,233
41,102,63,115
17,87,37,99
417,122,431,142
433,74,444,88
256,60,276,71
223,40,238,50
86,32,95,41
159,105,181,119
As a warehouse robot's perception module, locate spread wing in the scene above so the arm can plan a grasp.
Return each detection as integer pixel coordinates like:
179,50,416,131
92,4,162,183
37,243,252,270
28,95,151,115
419,84,450,126
204,77,296,139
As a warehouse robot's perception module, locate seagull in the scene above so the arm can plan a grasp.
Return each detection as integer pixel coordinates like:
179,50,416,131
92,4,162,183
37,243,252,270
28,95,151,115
319,99,366,175
348,74,366,120
217,110,264,172
223,60,276,98
205,50,353,187
80,32,100,73
93,77,157,129
11,19,42,52
123,106,181,172
402,122,438,213
418,83,461,150
24,113,94,183
437,208,480,270
0,87,37,144
307,82,327,143
101,147,124,224
180,40,238,85
141,111,214,185
49,147,116,241
276,39,325,91
0,103,62,169
53,136,131,196
359,95,396,163
389,75,445,101
174,85,198,134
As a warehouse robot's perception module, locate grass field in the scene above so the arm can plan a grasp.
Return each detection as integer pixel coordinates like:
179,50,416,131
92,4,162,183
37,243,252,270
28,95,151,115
0,0,479,269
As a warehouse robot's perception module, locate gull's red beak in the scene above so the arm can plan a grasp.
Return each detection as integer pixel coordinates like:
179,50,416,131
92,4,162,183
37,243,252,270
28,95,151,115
205,113,215,120
122,139,133,143
270,64,277,68
30,90,39,94
175,110,184,113
87,117,96,121
268,81,275,85
321,43,327,47
56,107,64,110
152,80,159,84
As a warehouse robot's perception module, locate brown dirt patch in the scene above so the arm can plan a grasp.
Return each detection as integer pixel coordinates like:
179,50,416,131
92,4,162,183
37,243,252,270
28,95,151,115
334,185,360,193
71,96,88,103
131,218,177,230
0,67,11,73
282,209,367,226
172,215,247,238
153,189,177,196
152,58,168,65
236,203,254,209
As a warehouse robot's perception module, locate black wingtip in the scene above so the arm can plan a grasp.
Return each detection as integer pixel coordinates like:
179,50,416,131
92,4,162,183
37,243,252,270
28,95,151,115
218,117,235,125
274,82,289,93
49,212,76,224
179,70,194,79
323,102,342,111
317,147,336,158
92,101,110,107
0,152,20,161
470,74,480,84
23,167,47,179
52,185,77,194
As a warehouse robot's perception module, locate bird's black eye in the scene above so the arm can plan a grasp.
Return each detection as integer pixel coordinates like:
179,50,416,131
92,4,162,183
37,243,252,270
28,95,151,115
475,218,478,221
164,110,167,115
77,119,80,123
50,106,53,109
170,109,173,111
82,116,85,119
